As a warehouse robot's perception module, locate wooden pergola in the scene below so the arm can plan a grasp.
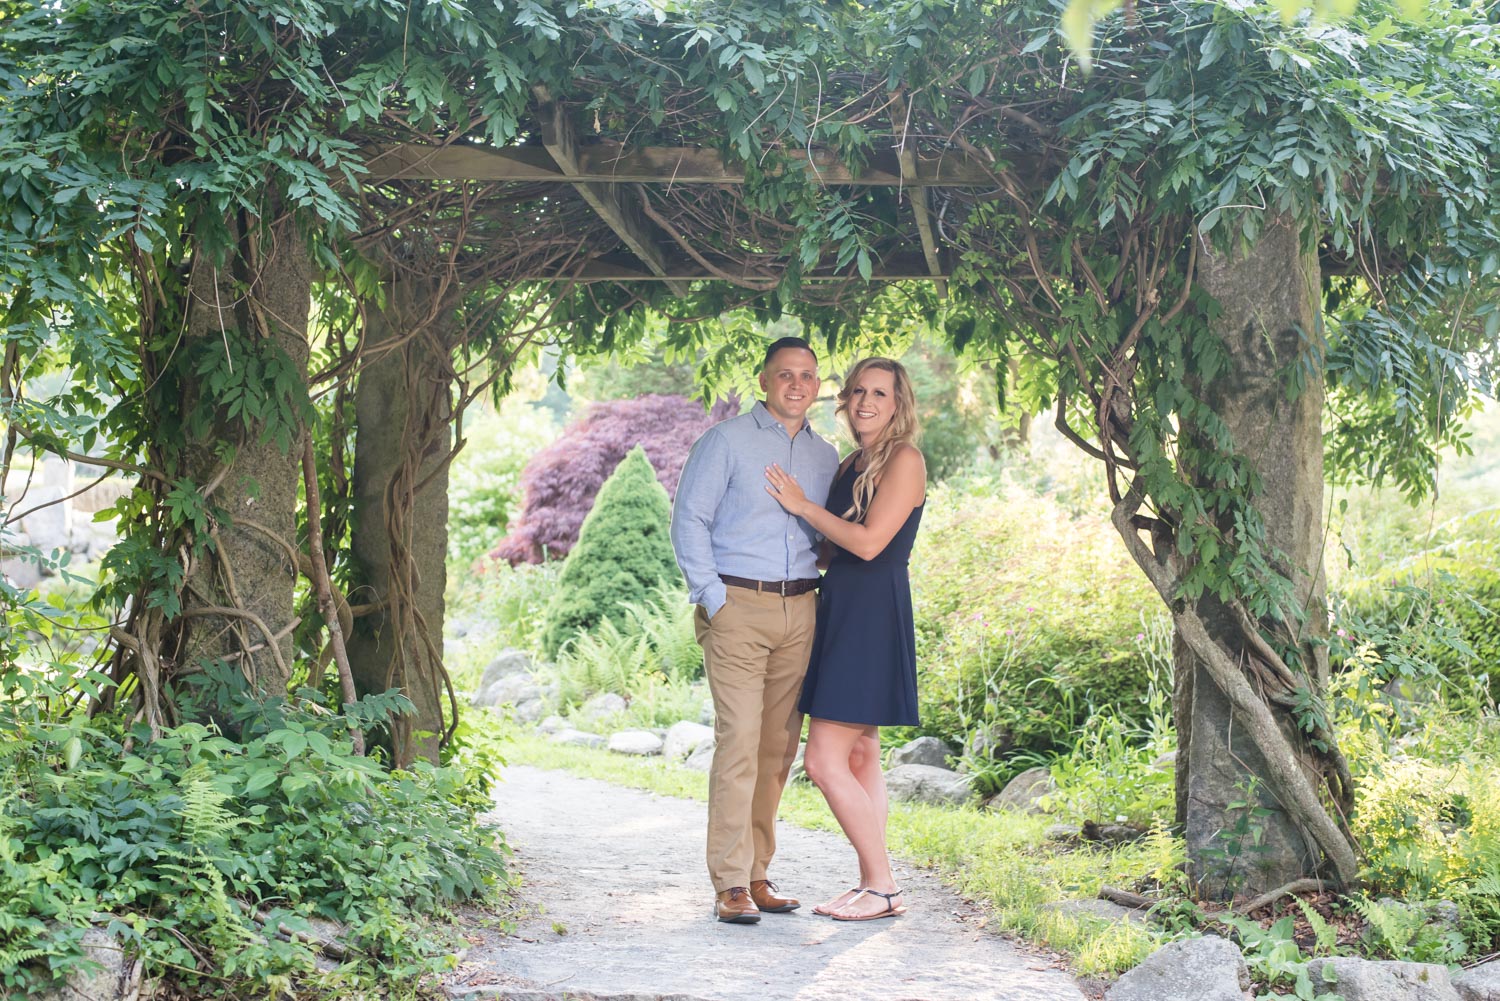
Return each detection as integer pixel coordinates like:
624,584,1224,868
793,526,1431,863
359,90,1049,297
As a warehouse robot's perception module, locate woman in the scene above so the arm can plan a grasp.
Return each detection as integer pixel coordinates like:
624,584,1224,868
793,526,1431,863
764,356,925,922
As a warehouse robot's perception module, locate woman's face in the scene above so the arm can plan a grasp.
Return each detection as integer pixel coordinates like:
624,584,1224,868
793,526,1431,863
846,366,898,442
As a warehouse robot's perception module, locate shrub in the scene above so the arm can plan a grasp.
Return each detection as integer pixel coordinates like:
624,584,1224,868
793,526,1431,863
447,401,558,567
0,689,508,998
908,475,1159,760
491,394,726,564
539,447,681,658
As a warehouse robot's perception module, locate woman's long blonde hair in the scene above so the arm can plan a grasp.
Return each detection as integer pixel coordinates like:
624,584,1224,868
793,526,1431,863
835,357,920,522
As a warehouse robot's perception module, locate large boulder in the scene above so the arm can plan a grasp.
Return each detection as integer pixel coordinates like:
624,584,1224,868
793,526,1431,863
36,923,142,1001
1454,961,1500,1001
536,715,568,734
473,672,542,709
575,692,627,730
1305,958,1461,1001
988,766,1055,814
511,697,549,723
1104,935,1250,1001
662,721,715,761
884,764,974,806
552,728,606,749
477,649,534,691
607,730,664,756
889,736,953,770
683,739,715,772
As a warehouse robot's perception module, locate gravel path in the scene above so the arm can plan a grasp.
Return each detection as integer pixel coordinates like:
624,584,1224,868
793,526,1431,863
445,764,1088,1001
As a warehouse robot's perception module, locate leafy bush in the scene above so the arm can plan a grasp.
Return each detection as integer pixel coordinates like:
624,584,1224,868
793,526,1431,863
1331,505,1500,706
0,680,508,998
447,401,558,567
909,475,1159,759
539,447,681,658
544,584,704,725
491,394,724,564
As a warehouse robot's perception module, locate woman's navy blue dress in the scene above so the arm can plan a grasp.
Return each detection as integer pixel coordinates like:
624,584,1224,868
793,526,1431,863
798,459,923,727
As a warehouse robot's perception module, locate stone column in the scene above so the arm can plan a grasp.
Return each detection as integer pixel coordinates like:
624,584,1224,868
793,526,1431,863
347,275,452,766
177,217,311,697
1177,214,1330,899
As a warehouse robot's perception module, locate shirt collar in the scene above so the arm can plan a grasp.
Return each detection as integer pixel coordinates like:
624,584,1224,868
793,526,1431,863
751,400,813,437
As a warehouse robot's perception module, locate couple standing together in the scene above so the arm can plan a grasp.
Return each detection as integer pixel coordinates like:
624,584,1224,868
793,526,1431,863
670,336,926,925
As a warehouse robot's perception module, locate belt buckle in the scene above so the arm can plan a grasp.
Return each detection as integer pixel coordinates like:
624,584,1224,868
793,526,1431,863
778,580,788,597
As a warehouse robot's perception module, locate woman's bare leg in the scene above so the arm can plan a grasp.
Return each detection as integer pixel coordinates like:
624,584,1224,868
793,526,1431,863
804,718,902,917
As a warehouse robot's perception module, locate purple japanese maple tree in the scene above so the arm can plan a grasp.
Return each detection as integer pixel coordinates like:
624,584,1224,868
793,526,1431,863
489,393,736,564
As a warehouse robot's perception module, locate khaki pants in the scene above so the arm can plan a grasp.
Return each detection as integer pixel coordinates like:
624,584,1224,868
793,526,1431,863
695,587,817,892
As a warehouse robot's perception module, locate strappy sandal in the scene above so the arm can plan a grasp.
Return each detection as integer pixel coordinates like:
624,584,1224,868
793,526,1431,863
812,887,863,916
830,887,906,921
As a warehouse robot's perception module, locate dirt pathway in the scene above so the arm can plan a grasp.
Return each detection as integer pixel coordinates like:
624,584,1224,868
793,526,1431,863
445,764,1088,1001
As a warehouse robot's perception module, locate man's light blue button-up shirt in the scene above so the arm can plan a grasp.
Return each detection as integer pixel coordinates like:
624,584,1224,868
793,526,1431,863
670,401,840,619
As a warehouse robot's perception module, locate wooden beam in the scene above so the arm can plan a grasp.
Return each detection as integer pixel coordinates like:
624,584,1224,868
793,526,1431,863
532,87,691,297
494,252,944,283
892,98,948,298
363,141,1007,188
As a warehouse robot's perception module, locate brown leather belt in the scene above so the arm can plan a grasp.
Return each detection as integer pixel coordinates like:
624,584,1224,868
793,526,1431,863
720,574,820,597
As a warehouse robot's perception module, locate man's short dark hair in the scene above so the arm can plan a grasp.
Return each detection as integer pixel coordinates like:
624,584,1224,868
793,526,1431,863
762,336,816,370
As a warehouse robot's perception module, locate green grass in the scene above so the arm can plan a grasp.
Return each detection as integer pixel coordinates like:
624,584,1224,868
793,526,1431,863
502,730,1172,975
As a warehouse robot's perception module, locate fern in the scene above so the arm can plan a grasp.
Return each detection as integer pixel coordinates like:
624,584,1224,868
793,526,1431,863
1294,898,1339,957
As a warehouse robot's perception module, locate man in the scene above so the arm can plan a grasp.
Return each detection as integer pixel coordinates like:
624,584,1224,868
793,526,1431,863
670,336,840,924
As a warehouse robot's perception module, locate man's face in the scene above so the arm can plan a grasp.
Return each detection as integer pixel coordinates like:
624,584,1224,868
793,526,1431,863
759,347,819,426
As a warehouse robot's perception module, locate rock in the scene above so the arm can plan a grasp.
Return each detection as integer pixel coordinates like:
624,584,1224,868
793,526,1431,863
988,766,1055,814
889,736,953,770
683,739,715,772
1454,960,1500,1001
699,697,715,726
1306,958,1460,1001
37,923,142,1001
1044,824,1080,842
884,764,974,806
512,698,547,724
1082,821,1146,845
1149,751,1177,773
477,649,534,691
536,715,568,734
576,692,628,729
1104,934,1249,1001
961,722,1013,762
607,730,664,756
1040,898,1148,926
551,729,606,749
662,721,714,761
473,673,542,709
788,742,808,783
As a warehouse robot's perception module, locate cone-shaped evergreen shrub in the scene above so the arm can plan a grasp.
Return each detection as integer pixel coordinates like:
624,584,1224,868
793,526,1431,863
540,446,681,658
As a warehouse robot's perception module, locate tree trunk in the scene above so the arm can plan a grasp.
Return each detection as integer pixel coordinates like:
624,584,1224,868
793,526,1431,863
176,216,311,699
1175,215,1332,899
347,276,453,766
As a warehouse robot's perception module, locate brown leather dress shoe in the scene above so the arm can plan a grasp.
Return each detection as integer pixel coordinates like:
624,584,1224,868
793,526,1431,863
715,887,761,924
750,879,800,913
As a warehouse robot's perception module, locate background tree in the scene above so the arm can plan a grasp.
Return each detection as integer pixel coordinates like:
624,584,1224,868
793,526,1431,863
540,447,681,659
492,395,728,565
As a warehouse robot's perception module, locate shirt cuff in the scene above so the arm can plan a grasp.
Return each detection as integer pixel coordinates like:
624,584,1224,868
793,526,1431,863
700,583,728,620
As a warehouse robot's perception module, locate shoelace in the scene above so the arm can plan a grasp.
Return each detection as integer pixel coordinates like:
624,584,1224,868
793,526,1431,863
726,887,749,901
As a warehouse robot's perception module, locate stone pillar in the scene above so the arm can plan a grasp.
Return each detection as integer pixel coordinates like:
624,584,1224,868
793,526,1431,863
1177,214,1330,899
177,218,311,697
347,275,452,766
